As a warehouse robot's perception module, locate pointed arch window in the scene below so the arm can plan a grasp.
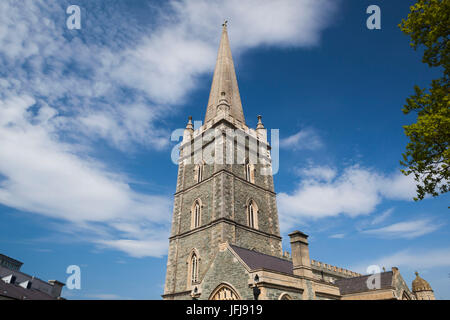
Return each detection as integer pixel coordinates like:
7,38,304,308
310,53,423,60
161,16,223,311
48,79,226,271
191,254,198,284
191,199,202,229
245,159,255,183
195,162,204,183
249,202,255,228
247,200,258,229
194,201,200,228
186,249,201,288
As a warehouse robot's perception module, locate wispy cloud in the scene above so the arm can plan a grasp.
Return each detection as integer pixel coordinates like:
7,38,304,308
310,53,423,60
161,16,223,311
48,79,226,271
370,208,394,225
329,233,345,239
361,219,442,239
97,238,169,258
280,128,323,151
0,0,338,150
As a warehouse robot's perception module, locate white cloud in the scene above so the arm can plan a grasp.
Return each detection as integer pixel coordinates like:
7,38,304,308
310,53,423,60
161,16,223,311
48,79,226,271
278,165,417,230
0,95,171,257
0,0,338,257
0,0,338,150
297,165,336,182
0,96,170,223
362,219,442,239
280,128,323,151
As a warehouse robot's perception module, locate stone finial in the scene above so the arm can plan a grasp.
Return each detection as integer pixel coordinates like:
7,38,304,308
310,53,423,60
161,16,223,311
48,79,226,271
412,271,433,293
186,116,194,131
256,115,264,129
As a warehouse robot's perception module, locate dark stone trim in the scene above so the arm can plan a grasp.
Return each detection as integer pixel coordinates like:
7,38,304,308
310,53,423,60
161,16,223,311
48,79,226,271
169,217,282,241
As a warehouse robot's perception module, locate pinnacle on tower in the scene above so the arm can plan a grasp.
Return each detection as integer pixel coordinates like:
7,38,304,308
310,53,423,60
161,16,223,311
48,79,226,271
185,116,194,131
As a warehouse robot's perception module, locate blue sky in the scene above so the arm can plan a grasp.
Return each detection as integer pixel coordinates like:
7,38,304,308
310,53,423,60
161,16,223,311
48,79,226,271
0,0,448,300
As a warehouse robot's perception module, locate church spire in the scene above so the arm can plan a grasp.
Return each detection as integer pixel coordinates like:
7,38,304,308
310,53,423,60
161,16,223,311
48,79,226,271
204,21,245,124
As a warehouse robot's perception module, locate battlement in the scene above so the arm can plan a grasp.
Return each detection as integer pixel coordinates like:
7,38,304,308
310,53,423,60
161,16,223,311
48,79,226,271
311,259,362,278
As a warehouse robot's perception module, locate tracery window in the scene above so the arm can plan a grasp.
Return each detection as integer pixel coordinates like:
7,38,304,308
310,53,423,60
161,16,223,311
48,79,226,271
209,284,240,300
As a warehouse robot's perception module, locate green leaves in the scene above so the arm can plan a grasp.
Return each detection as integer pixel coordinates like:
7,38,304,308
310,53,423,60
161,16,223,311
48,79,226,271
399,0,450,72
399,0,449,201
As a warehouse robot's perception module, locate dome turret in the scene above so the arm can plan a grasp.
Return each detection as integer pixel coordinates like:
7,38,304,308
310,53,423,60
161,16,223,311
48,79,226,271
412,272,435,300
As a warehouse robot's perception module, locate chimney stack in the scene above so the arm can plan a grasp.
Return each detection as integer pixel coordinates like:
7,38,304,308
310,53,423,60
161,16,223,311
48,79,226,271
289,231,313,278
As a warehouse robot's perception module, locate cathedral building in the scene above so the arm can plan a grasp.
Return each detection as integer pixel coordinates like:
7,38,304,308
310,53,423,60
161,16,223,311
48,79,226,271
162,24,435,301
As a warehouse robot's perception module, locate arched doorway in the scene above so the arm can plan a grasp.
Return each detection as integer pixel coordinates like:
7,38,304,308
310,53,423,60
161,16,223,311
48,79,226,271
209,283,241,300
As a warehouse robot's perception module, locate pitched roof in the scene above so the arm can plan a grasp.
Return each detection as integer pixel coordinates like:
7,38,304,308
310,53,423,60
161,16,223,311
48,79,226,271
335,271,394,295
0,280,56,300
229,245,293,275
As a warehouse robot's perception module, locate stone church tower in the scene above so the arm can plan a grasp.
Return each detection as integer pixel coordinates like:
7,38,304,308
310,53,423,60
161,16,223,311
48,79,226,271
162,24,433,301
162,23,283,300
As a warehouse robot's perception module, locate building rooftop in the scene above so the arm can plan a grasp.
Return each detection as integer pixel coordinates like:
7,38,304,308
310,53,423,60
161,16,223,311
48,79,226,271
0,253,65,300
0,280,56,300
0,254,23,271
230,245,294,275
334,271,393,295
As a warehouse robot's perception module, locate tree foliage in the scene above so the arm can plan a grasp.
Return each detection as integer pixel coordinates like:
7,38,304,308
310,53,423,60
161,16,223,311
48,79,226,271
398,0,449,201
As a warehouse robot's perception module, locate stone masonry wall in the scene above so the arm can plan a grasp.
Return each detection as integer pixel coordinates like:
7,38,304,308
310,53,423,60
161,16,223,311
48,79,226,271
199,248,254,300
164,118,283,298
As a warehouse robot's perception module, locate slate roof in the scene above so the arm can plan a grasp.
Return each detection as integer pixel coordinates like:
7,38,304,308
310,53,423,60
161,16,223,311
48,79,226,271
229,245,293,275
0,280,56,300
335,271,394,295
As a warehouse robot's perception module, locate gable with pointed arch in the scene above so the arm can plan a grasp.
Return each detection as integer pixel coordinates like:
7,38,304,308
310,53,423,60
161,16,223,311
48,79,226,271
209,283,241,300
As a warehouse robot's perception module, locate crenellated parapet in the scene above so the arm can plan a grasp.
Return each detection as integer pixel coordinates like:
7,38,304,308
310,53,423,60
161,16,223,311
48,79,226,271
310,259,362,279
